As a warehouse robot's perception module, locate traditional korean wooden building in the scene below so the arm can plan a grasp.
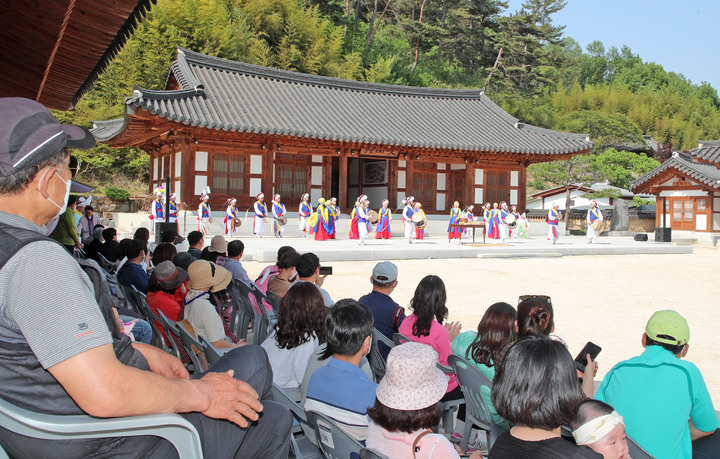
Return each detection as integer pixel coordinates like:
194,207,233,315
1,0,156,110
631,141,720,233
92,48,593,213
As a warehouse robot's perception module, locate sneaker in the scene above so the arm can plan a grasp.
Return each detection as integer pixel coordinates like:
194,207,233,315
450,432,463,443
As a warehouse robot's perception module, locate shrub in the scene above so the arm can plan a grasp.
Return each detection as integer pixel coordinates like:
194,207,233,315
105,187,130,201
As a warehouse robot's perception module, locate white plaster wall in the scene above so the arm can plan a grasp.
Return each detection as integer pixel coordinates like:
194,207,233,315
696,214,708,231
175,152,182,177
450,164,465,170
174,180,181,200
397,192,406,208
153,157,159,180
311,166,323,186
659,189,709,197
398,170,406,189
474,188,483,204
475,169,483,185
436,193,446,211
310,188,322,204
195,151,208,172
250,155,263,174
194,176,207,195
510,189,518,205
437,163,446,170
312,155,323,163
510,170,519,187
437,173,446,191
249,178,262,196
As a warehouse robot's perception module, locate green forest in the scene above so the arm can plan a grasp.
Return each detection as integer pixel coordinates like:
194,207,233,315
59,0,720,197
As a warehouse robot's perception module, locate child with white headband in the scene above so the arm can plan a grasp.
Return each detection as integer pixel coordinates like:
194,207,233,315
571,400,630,459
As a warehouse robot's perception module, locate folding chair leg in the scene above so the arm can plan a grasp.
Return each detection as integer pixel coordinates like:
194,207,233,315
460,418,472,453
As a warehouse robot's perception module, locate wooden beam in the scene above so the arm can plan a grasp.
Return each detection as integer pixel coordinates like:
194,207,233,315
339,150,348,210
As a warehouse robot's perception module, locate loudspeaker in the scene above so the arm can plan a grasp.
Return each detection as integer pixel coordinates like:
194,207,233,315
634,234,648,242
155,222,178,244
654,227,672,243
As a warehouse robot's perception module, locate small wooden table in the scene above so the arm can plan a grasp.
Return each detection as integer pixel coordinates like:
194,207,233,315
448,222,486,244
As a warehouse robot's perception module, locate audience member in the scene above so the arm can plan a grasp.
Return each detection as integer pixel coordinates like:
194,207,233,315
267,249,300,299
50,194,79,253
398,275,463,404
186,230,204,258
133,227,150,245
261,282,325,393
116,238,149,293
571,400,629,459
83,225,104,261
517,295,554,337
305,299,377,441
366,342,482,459
147,261,188,342
358,261,405,358
292,252,333,307
185,260,244,349
78,205,99,243
221,240,251,284
255,245,296,288
489,336,600,458
595,310,720,458
0,97,291,458
151,242,177,267
99,227,120,262
202,235,227,264
452,302,517,430
173,251,194,271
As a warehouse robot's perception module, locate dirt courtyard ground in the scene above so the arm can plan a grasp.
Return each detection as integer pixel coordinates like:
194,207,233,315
242,246,720,409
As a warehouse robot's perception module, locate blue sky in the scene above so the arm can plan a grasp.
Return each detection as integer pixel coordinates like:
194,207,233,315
506,0,720,92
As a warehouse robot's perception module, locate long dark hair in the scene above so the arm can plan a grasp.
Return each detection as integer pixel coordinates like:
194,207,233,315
273,282,326,349
410,275,448,337
467,302,517,367
517,297,554,337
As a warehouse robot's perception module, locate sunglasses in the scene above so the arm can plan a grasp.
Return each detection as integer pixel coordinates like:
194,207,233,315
518,294,552,306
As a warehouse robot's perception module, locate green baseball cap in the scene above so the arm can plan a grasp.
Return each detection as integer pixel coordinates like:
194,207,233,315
646,310,689,346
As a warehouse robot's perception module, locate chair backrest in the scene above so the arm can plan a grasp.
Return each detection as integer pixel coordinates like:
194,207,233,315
306,411,363,459
359,448,389,459
367,329,395,382
272,384,312,428
627,435,654,459
392,332,411,346
131,286,170,352
199,335,223,366
159,310,206,375
155,310,182,360
265,289,282,316
0,396,202,459
227,280,251,341
97,253,117,274
235,280,272,345
448,354,502,447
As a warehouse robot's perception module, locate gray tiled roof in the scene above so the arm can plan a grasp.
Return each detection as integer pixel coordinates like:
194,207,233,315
690,140,720,165
631,152,720,191
94,47,593,156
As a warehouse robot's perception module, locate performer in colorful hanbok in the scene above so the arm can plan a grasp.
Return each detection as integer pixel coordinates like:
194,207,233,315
327,197,339,239
498,201,510,244
517,211,529,238
402,196,415,244
547,204,561,244
349,197,362,239
272,194,287,238
253,193,267,238
448,201,462,242
298,193,312,237
466,205,475,221
486,202,500,239
313,198,334,241
586,200,604,243
509,205,520,238
197,192,212,235
357,197,371,245
224,198,238,237
168,193,179,231
150,186,165,235
375,200,392,239
414,202,426,240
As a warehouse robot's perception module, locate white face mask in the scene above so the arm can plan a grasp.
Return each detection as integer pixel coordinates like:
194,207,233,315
39,168,71,221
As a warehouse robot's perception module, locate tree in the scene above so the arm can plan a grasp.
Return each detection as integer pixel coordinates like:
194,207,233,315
529,154,596,227
593,148,660,189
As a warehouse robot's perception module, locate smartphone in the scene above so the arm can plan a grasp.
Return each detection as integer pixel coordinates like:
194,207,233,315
319,266,333,276
574,341,602,373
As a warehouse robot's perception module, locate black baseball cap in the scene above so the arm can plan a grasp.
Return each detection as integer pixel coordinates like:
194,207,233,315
0,97,96,177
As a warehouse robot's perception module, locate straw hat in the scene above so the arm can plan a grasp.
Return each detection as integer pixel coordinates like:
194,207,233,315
187,260,232,292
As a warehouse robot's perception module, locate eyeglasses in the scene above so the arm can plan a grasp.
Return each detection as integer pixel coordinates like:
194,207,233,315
518,294,552,306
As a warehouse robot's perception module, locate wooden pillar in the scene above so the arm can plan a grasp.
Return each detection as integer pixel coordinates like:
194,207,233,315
262,145,273,198
465,163,473,206
388,159,397,209
405,156,414,199
519,163,528,211
179,140,194,210
339,150,348,210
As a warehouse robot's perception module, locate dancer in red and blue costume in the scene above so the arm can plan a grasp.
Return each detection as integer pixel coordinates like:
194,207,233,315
349,196,363,240
448,201,462,241
150,186,164,235
485,202,500,239
414,202,426,240
298,193,312,237
547,204,561,244
498,201,510,243
375,199,392,239
313,198,334,241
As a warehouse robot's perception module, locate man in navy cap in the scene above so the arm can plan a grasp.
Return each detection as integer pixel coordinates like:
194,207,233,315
0,98,291,458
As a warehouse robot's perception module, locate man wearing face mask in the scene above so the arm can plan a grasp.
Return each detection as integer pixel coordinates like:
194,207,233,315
0,98,291,458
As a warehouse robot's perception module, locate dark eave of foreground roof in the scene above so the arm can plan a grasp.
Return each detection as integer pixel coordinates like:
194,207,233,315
631,151,720,192
94,47,593,155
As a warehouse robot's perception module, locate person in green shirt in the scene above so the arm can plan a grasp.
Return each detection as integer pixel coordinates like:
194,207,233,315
452,302,517,430
50,194,79,253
